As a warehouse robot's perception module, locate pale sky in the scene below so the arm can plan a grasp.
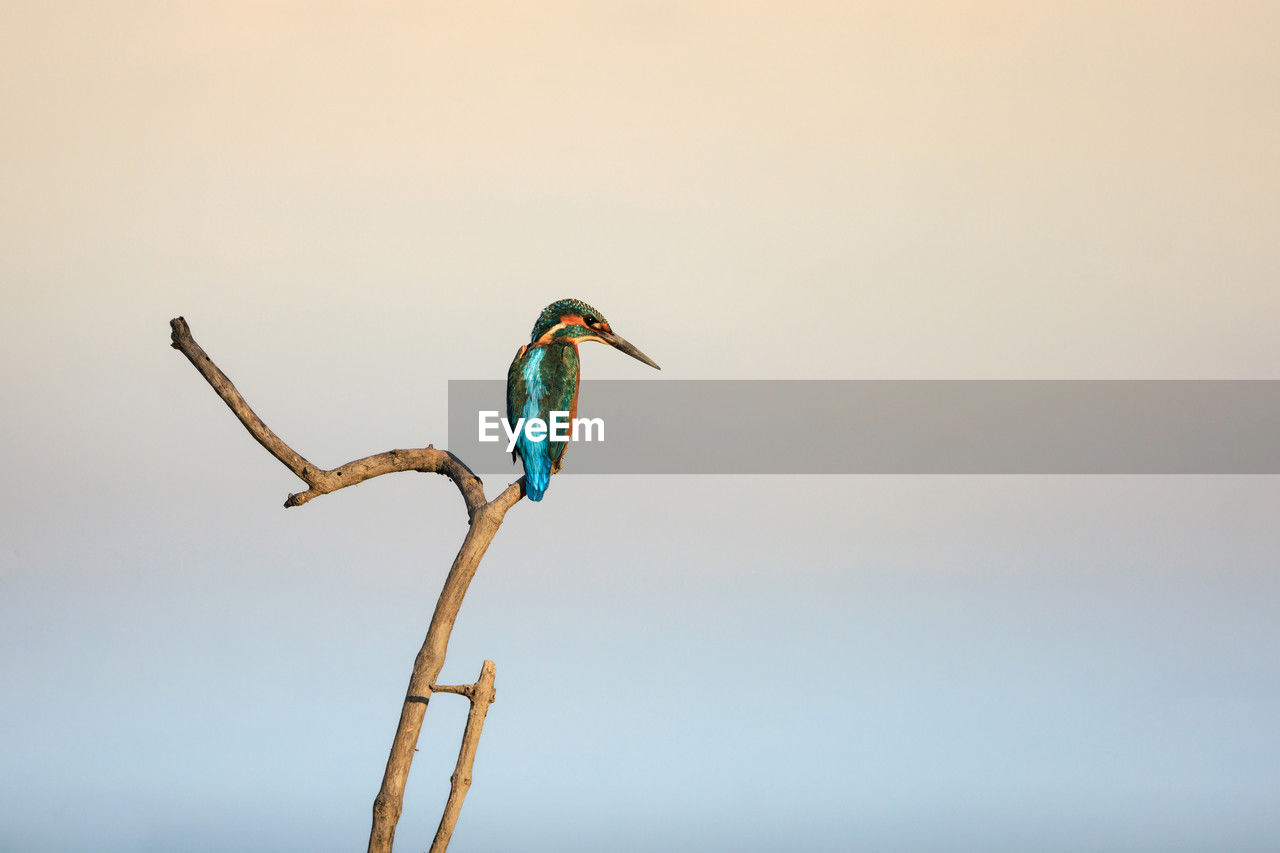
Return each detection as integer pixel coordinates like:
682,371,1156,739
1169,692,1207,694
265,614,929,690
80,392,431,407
2,3,1278,850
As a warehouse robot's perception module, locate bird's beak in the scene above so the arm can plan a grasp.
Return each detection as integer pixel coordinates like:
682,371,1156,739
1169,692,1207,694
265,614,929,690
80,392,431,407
598,329,661,370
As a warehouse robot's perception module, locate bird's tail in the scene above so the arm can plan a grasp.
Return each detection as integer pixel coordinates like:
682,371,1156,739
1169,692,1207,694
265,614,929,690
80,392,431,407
516,430,553,502
524,467,550,501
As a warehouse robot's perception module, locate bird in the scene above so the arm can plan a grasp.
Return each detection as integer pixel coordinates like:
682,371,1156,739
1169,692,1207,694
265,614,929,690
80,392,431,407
506,298,660,501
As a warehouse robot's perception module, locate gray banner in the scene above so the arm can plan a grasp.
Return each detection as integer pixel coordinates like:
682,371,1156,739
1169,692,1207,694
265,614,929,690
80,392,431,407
447,380,1280,474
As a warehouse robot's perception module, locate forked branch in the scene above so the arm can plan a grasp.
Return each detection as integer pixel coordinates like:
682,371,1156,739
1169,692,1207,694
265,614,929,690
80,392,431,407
169,317,522,852
430,660,498,853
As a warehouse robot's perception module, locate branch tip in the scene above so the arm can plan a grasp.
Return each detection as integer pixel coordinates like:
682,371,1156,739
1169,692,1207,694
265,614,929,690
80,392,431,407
169,316,191,349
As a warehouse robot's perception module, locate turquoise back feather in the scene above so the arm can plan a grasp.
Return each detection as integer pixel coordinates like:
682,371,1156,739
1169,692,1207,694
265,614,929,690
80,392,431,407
506,341,580,501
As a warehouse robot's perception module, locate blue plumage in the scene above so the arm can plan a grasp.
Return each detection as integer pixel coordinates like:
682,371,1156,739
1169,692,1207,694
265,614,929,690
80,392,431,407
506,299,659,502
515,348,552,500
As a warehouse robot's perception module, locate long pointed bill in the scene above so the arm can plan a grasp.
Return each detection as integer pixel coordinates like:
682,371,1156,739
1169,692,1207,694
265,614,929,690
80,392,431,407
599,330,661,370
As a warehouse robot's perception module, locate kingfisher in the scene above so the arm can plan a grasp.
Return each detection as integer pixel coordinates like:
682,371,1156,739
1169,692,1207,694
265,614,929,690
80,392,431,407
506,298,660,501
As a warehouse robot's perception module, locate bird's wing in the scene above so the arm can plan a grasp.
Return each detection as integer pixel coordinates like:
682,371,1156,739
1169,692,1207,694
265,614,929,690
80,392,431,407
543,345,580,470
505,345,528,463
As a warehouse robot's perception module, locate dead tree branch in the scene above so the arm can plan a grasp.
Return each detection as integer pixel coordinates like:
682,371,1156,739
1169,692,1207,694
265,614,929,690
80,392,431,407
169,317,522,852
169,317,488,516
368,483,519,851
430,660,498,853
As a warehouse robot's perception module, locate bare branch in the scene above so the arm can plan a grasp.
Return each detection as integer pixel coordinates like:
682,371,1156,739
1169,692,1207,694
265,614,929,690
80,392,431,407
430,660,497,853
169,317,488,516
283,447,487,518
169,316,316,479
369,494,519,852
170,316,524,851
428,683,476,699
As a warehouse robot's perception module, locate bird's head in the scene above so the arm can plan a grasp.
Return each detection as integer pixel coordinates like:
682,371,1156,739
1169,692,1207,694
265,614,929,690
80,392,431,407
529,298,660,369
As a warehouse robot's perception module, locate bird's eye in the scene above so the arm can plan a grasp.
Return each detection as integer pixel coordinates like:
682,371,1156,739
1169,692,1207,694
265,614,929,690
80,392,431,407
583,315,598,326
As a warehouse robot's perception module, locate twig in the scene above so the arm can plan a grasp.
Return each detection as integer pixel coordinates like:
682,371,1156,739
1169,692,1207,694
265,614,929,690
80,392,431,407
430,660,498,853
429,684,477,699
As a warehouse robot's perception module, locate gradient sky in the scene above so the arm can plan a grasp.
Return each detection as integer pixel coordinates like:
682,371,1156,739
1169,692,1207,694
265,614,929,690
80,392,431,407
2,2,1278,851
